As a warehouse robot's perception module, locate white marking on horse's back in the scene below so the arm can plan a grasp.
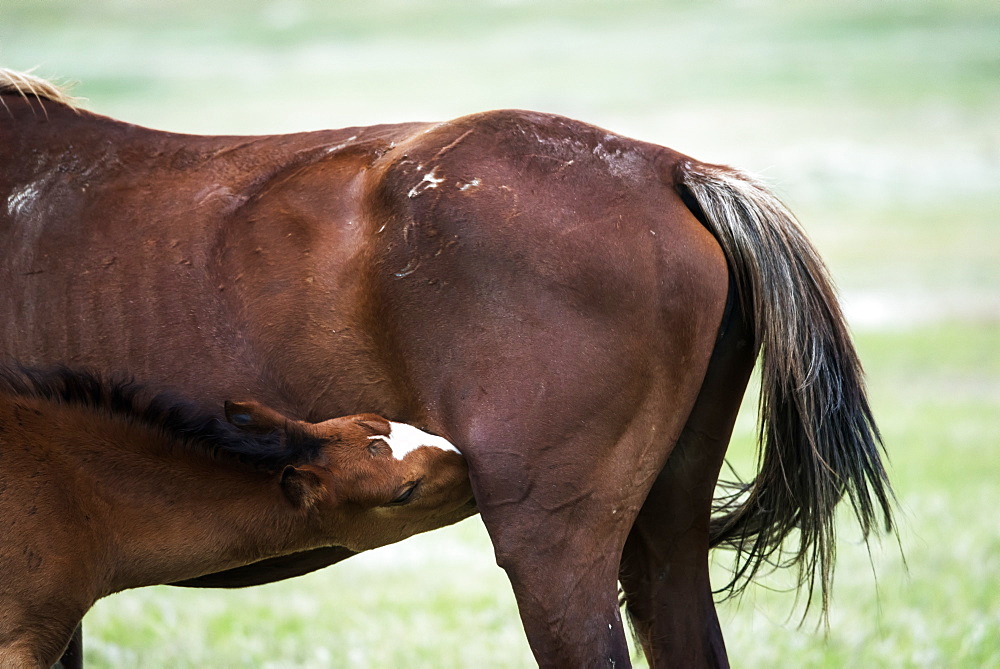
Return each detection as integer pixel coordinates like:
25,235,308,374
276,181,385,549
592,142,644,180
323,135,358,155
6,181,42,218
369,422,460,460
407,168,445,198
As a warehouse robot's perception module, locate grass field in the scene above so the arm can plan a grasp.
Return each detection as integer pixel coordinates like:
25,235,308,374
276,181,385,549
3,0,998,666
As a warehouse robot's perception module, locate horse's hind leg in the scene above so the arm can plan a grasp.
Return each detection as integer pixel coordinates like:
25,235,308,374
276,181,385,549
418,298,726,667
619,302,756,668
619,437,731,668
451,387,684,667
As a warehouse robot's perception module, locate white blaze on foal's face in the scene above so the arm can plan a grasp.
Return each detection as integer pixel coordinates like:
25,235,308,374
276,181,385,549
368,422,461,460
220,403,473,550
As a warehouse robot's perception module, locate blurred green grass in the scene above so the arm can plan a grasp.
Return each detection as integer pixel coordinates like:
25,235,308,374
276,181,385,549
3,0,998,666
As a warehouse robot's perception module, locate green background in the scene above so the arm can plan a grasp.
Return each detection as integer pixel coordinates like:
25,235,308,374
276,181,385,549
3,0,998,665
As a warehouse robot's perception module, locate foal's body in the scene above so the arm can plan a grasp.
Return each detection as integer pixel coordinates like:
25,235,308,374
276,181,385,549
0,368,473,667
0,71,893,667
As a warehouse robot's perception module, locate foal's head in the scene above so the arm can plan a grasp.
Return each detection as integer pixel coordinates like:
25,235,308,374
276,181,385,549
225,401,476,551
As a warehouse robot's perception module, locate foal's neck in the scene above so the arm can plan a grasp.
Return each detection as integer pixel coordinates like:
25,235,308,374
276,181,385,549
24,398,321,593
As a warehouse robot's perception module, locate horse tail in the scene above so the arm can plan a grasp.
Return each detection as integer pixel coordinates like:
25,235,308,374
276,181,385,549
675,159,895,614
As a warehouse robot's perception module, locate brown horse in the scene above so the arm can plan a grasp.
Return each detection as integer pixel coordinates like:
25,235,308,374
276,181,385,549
0,365,473,668
0,70,894,667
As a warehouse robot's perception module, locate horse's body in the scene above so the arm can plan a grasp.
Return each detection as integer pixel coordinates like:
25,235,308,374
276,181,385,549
0,366,473,667
0,71,893,667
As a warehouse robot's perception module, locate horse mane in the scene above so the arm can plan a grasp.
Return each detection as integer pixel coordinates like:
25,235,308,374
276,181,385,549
0,365,324,472
0,68,82,109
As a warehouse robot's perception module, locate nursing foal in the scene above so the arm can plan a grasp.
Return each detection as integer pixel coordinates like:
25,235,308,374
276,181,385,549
0,366,474,668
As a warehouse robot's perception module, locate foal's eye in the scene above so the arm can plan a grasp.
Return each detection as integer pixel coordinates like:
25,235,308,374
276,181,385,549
387,481,419,506
368,439,390,457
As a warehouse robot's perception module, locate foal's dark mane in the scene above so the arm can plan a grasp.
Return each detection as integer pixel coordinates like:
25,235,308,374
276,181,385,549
0,365,324,471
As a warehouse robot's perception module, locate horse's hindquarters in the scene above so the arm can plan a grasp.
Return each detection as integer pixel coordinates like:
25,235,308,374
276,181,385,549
365,111,731,665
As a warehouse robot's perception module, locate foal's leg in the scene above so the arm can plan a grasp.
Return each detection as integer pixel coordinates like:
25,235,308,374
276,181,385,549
619,306,756,668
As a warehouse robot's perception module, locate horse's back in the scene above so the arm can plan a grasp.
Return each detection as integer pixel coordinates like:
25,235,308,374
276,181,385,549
2,104,726,424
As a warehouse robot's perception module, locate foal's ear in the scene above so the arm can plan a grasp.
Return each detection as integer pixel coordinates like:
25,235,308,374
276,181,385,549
280,464,327,510
351,414,391,437
224,400,291,434
309,413,390,440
